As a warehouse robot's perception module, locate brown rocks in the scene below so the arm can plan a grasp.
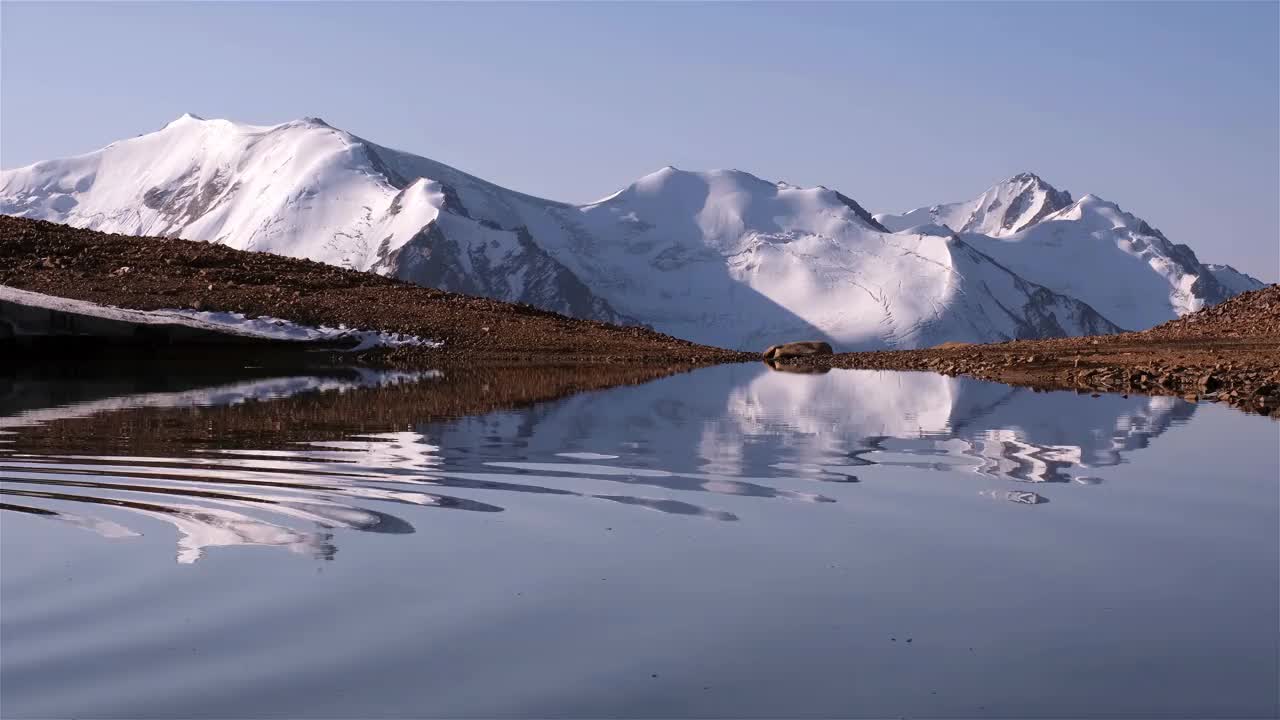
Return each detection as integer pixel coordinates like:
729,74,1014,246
795,294,1279,418
762,341,834,361
0,216,753,366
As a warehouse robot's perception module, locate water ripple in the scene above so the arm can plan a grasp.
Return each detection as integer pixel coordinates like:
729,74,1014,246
1,365,1200,563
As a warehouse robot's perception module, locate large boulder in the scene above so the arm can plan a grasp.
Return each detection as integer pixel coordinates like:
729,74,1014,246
762,341,834,361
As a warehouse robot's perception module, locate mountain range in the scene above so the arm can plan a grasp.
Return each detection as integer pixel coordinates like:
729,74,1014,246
0,114,1264,350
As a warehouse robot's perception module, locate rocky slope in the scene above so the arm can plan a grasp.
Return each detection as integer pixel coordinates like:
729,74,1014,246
0,216,748,366
1144,283,1280,339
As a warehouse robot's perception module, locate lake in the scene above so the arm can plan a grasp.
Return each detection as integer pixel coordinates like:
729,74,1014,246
2,364,1277,718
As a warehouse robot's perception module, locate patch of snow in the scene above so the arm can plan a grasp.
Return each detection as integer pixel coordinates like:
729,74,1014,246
0,285,441,350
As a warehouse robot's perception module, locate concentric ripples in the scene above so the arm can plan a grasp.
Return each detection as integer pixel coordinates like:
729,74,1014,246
0,431,843,562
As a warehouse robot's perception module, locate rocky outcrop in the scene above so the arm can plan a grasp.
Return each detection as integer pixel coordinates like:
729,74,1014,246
762,341,833,360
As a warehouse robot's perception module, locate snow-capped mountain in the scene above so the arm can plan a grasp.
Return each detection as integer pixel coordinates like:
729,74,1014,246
0,114,630,324
875,172,1074,238
877,174,1249,331
0,115,1245,348
542,168,1119,349
1205,263,1266,296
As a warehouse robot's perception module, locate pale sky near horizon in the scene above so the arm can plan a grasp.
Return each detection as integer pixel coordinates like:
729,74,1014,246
2,1,1276,280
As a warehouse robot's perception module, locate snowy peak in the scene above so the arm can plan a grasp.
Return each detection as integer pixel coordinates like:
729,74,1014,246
0,116,632,325
961,188,1236,329
1,115,1260,350
163,112,206,128
557,171,1119,349
874,171,1264,332
597,165,889,244
969,172,1075,237
875,171,1073,237
1205,264,1266,296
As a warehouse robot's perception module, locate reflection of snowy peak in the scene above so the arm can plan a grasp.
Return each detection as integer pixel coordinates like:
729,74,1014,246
878,174,1254,330
1,117,1256,347
416,365,1196,485
712,367,1195,479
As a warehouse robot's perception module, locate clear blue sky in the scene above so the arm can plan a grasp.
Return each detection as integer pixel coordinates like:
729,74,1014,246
2,1,1276,280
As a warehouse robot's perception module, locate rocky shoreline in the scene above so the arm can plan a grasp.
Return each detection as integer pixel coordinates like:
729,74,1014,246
3,216,1276,417
0,217,751,366
784,286,1280,417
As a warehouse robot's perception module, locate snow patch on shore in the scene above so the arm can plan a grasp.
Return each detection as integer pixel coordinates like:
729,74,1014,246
1,285,441,350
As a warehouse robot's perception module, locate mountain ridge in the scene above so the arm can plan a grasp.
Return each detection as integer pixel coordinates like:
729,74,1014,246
0,114,1258,349
877,175,1265,330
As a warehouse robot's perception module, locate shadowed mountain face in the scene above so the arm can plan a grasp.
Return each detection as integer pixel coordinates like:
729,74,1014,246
2,363,1197,562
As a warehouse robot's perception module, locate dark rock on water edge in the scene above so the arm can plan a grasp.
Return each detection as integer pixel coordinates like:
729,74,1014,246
762,341,834,361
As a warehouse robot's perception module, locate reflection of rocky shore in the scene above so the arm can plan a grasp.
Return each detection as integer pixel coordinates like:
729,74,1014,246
2,364,1199,561
0,368,436,430
0,366,754,562
0,363,703,453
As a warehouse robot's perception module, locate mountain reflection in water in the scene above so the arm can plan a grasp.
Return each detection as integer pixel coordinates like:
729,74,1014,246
0,364,1196,563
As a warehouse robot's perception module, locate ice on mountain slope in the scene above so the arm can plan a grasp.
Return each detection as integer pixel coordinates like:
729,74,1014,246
879,174,1250,331
0,115,1246,349
1205,263,1266,296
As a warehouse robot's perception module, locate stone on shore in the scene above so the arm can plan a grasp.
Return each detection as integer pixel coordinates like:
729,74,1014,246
762,341,834,361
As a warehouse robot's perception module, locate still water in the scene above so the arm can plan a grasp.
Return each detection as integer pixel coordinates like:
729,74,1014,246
2,365,1277,718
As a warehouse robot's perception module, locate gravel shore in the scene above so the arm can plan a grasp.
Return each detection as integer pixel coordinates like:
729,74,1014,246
790,286,1280,417
4,216,1275,416
1,216,751,366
